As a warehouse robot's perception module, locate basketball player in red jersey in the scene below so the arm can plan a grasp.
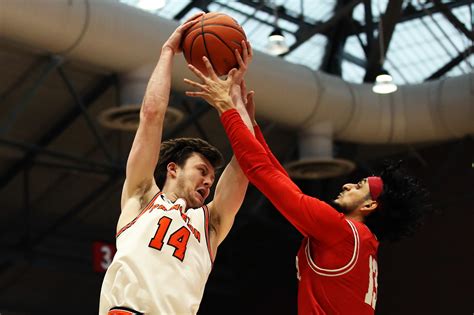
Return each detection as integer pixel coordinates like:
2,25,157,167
185,54,431,314
99,14,255,315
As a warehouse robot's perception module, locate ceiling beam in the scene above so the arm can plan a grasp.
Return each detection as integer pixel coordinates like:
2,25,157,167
364,0,404,82
31,175,120,248
0,57,44,104
0,56,62,135
0,137,120,174
284,0,362,54
320,0,356,75
362,0,374,58
425,47,473,81
174,0,211,20
348,0,471,36
430,0,474,41
57,66,114,162
0,75,116,191
238,0,314,26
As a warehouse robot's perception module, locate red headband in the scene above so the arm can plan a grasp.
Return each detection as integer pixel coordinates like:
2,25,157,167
367,176,384,200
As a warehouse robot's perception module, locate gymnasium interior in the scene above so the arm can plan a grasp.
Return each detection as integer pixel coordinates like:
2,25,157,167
0,0,472,314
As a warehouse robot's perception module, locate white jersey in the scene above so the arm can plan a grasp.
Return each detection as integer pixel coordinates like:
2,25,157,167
99,192,213,315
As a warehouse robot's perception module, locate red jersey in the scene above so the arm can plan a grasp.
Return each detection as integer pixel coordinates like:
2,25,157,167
221,110,379,314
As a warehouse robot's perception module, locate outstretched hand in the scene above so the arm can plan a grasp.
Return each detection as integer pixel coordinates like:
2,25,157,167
184,56,238,114
162,12,204,54
233,40,253,85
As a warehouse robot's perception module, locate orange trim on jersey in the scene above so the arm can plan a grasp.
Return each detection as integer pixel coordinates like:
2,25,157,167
108,310,135,315
108,306,143,315
116,192,162,238
202,204,214,264
305,219,360,277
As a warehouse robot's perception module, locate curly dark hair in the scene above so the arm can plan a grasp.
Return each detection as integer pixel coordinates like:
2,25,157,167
364,161,432,242
156,138,224,188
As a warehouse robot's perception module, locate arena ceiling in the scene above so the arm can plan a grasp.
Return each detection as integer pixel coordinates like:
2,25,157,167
0,0,472,314
121,0,473,83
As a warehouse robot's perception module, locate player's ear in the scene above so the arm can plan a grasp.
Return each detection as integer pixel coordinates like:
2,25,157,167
361,200,378,214
167,162,178,178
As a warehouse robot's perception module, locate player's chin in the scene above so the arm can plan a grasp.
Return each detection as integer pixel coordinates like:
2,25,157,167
329,199,346,214
190,192,204,208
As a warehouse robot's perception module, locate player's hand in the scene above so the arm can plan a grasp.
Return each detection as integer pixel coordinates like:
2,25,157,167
232,40,253,85
184,56,237,114
163,12,204,54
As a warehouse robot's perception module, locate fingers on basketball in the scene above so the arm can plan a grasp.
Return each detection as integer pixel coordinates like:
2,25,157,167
181,12,247,76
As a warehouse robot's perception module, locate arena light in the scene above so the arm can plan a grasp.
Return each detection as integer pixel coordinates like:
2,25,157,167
266,27,289,55
372,71,397,94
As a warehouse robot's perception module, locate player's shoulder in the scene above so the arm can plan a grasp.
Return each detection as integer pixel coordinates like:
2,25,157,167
350,220,379,247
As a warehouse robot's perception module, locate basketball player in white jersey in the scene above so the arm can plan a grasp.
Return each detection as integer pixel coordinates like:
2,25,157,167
99,13,254,315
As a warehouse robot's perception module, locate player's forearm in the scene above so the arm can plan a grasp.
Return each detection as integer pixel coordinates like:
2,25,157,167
125,48,174,196
140,47,175,120
220,109,314,235
253,125,289,177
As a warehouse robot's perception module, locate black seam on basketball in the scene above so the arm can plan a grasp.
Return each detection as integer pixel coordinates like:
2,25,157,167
186,14,245,36
202,32,243,59
185,14,227,33
201,13,228,22
200,17,217,73
186,23,246,38
189,31,198,66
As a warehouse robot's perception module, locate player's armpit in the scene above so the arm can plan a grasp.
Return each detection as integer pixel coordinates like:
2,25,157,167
117,179,159,233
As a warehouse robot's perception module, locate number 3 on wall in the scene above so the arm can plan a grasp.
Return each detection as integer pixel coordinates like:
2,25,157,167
149,216,191,261
364,255,378,309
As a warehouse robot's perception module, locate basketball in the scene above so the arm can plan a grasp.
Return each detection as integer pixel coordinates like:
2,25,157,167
181,12,247,76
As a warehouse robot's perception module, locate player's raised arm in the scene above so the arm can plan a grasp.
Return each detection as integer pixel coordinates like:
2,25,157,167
184,54,348,242
121,14,203,218
241,83,290,178
184,41,254,245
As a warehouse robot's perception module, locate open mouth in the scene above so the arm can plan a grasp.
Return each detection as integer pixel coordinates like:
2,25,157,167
196,188,207,200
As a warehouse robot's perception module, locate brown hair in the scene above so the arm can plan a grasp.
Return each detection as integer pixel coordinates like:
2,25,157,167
156,138,224,188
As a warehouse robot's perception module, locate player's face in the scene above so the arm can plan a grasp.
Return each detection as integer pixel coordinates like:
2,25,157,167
333,178,371,213
175,153,215,208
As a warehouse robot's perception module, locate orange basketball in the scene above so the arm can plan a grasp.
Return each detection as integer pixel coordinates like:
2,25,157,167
181,12,247,76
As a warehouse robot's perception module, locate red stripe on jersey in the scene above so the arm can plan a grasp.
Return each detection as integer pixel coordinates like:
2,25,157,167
108,306,143,315
108,310,135,315
202,204,214,264
305,219,360,277
116,192,162,238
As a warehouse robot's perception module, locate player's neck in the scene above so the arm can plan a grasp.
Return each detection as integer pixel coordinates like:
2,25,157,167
161,182,182,203
344,212,365,223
